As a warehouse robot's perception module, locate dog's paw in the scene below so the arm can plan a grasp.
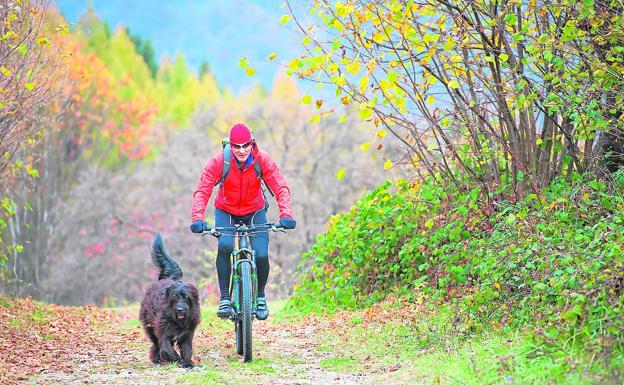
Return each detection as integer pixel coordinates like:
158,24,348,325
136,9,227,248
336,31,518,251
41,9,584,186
149,350,160,364
180,361,194,369
160,350,180,363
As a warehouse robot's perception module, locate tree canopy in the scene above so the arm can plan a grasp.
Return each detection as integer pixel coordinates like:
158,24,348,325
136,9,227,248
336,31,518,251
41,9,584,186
286,0,624,200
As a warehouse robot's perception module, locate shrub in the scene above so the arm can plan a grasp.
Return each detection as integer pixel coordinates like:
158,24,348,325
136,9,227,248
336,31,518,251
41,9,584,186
288,175,624,357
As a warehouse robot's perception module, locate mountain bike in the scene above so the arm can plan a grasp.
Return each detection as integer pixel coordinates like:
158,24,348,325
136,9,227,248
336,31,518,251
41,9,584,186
202,222,286,362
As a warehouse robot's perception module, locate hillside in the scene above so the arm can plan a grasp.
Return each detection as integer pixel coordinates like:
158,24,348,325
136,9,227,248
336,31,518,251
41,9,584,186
287,174,624,383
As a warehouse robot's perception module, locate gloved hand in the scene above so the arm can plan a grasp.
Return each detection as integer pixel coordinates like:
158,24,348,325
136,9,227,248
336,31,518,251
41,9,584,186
278,216,296,229
189,220,208,233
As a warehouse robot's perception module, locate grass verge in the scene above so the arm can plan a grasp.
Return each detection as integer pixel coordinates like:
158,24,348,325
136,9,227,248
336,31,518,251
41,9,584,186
311,301,621,385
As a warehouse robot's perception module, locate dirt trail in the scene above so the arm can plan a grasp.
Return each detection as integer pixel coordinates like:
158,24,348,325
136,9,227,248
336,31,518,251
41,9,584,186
29,306,379,385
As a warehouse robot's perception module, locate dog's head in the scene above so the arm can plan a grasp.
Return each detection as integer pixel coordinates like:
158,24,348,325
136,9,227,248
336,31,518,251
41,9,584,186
166,282,199,322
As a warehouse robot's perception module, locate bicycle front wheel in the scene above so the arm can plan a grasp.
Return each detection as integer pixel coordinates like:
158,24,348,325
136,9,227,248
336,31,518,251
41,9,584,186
240,262,253,362
235,321,243,355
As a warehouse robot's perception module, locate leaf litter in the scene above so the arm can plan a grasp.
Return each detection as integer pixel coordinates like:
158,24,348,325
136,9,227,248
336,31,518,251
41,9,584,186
0,295,411,385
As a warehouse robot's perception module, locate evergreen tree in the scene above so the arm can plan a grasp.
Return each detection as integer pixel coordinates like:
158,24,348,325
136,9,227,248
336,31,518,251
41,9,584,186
128,29,158,78
198,60,211,78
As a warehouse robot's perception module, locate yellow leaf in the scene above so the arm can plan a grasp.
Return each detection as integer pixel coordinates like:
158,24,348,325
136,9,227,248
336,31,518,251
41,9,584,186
443,39,455,51
426,95,435,105
301,95,312,104
332,74,346,86
359,76,369,93
37,36,50,46
335,168,347,180
245,67,256,76
448,80,460,89
384,159,393,170
268,53,278,61
377,130,387,139
358,107,373,120
280,15,292,25
372,32,385,44
367,60,376,73
239,57,250,69
360,142,372,151
346,61,360,75
450,53,463,63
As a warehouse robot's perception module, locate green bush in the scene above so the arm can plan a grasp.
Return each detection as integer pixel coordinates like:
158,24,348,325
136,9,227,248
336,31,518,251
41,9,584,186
287,175,624,357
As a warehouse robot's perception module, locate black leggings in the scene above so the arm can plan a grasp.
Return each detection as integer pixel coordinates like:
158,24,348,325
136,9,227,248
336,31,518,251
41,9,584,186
215,208,269,300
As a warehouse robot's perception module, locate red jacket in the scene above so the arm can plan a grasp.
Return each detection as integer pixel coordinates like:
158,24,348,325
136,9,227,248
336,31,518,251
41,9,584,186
192,144,293,221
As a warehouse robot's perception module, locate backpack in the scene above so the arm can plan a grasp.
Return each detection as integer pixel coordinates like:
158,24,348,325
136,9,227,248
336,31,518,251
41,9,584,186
217,140,275,199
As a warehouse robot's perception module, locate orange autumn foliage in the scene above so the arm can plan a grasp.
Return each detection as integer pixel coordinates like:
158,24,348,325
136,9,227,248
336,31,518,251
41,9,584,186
49,30,162,162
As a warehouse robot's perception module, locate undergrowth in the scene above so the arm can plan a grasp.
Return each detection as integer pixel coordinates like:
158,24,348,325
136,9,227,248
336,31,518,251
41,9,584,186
287,172,624,375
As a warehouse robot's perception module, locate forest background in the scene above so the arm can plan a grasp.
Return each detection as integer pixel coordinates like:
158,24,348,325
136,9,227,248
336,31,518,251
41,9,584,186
0,1,396,305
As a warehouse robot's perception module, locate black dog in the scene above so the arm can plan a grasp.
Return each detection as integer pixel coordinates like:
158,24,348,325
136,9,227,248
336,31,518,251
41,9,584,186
139,233,200,368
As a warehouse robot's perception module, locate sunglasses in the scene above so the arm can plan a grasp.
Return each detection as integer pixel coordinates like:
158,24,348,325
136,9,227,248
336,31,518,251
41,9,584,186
231,141,252,150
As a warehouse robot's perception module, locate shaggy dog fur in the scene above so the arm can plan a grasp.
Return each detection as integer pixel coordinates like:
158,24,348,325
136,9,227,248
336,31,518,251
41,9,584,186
140,234,200,368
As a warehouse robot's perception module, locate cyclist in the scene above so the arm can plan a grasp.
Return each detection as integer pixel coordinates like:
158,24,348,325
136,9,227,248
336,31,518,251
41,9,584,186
189,123,296,320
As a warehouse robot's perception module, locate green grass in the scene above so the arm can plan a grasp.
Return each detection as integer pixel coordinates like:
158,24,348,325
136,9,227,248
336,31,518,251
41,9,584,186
176,358,278,384
312,307,621,385
265,300,289,323
281,354,306,365
319,356,361,373
0,296,14,309
225,357,276,374
124,319,141,328
318,343,335,352
409,332,616,385
197,306,234,333
176,367,223,385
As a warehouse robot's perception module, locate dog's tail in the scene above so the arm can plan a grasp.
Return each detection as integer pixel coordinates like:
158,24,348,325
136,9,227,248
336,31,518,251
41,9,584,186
151,233,183,281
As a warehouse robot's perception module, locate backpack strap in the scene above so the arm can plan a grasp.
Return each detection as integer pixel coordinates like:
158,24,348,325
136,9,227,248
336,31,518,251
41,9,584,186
253,161,274,197
216,142,231,186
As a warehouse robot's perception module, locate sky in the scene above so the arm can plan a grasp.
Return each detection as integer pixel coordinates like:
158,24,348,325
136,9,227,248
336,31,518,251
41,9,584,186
53,0,305,92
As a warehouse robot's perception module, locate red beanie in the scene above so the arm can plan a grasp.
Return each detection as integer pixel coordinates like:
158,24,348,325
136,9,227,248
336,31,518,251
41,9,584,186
229,124,252,144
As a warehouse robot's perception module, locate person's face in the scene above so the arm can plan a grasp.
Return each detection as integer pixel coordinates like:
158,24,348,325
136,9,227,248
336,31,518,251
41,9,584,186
232,140,252,163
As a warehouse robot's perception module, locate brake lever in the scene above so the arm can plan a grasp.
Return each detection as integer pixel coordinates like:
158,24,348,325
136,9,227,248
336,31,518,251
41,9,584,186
201,229,222,238
270,225,286,233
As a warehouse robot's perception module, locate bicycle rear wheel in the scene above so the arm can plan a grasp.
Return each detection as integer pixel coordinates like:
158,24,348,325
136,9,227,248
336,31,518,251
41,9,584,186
240,262,253,362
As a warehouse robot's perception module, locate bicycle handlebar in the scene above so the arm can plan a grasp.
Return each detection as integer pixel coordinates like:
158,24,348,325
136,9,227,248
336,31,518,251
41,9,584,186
201,222,287,238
